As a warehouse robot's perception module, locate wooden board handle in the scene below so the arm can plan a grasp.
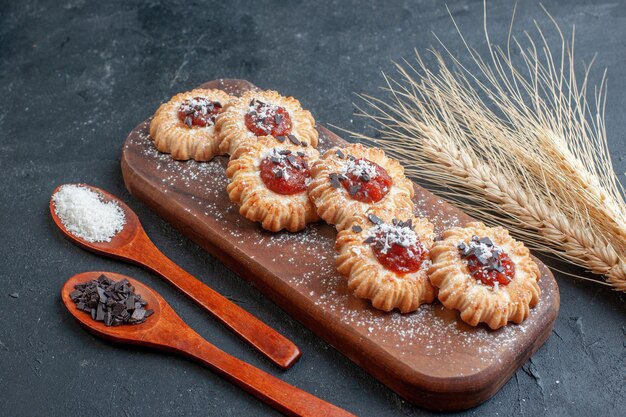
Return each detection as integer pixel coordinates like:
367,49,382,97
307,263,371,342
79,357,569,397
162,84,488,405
128,231,301,369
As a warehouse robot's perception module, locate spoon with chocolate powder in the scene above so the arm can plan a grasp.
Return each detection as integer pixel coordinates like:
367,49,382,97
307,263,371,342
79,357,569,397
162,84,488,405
61,271,355,417
50,183,300,370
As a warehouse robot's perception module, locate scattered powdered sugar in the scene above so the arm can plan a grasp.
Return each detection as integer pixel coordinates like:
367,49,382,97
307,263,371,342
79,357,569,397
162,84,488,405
52,184,125,242
132,123,230,208
459,236,500,265
248,100,280,134
413,196,461,233
259,225,332,250
249,99,279,118
340,157,379,179
458,236,514,285
178,97,221,128
289,249,538,370
179,97,214,115
125,122,548,373
366,221,418,255
260,148,296,181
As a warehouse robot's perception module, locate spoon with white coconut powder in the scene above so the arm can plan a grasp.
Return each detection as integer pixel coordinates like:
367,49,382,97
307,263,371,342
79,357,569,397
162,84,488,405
50,183,301,370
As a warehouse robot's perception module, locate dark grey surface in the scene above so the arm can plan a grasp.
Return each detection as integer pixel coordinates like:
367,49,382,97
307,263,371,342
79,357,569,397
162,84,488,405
1,1,624,416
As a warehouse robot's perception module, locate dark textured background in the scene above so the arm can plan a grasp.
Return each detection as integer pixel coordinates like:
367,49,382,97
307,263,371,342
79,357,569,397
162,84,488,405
1,1,624,416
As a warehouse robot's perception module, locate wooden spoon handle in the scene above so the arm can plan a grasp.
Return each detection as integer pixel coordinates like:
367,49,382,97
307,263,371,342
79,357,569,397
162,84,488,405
172,330,356,417
128,231,301,369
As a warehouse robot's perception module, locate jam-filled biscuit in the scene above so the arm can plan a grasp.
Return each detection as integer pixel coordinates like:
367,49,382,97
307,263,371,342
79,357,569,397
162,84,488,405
149,88,234,161
308,144,414,231
336,210,437,313
217,90,318,156
226,136,320,232
428,222,541,330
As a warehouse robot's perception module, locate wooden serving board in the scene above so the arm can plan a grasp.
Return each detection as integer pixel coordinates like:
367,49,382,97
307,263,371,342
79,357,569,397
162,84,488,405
121,79,560,411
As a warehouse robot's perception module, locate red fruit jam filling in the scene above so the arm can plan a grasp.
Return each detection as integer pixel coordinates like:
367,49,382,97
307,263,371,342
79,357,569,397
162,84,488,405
178,97,222,127
330,153,392,203
259,149,311,195
364,215,427,274
458,236,515,287
245,99,292,137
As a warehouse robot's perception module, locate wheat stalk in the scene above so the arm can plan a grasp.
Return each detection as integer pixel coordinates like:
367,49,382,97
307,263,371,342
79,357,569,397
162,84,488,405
349,3,626,290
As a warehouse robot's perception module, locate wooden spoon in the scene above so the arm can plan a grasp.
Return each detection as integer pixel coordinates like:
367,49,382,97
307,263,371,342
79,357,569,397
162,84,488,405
50,183,300,370
61,271,355,417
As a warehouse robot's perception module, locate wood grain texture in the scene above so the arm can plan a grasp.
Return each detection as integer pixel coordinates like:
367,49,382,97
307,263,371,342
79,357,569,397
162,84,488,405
61,271,356,417
120,79,560,411
50,184,300,370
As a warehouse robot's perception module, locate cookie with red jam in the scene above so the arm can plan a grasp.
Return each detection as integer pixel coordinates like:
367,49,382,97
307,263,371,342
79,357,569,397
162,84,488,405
217,90,318,156
226,136,320,232
428,222,541,330
335,210,436,313
308,144,414,231
149,88,234,161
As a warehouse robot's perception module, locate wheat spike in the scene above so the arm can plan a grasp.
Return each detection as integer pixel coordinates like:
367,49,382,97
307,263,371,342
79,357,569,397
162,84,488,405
349,4,626,290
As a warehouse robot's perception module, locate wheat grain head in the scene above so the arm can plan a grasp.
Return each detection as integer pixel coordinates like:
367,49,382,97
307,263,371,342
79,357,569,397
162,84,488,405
349,3,626,290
